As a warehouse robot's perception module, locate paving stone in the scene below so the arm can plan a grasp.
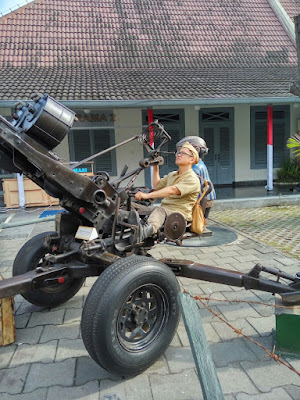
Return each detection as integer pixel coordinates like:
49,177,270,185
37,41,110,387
15,325,43,344
199,282,234,294
1,388,48,400
16,299,48,315
214,256,239,266
64,308,82,323
0,344,16,368
24,359,76,392
53,294,84,309
46,381,100,400
236,387,293,399
217,365,259,395
27,309,65,327
56,338,88,361
210,338,258,367
285,358,300,372
242,335,274,361
215,250,242,258
216,302,261,322
229,261,257,272
39,322,80,342
143,355,170,375
0,364,30,394
165,346,196,373
150,369,203,400
233,255,260,263
14,312,31,329
179,283,204,297
10,340,57,367
197,291,227,306
170,332,182,347
75,356,117,385
0,264,10,272
211,319,258,341
99,378,125,400
274,257,298,266
285,385,300,400
240,360,300,392
176,324,191,347
76,284,92,297
124,375,152,400
236,249,261,257
203,322,221,343
85,277,98,287
197,304,223,323
247,315,275,336
177,276,201,286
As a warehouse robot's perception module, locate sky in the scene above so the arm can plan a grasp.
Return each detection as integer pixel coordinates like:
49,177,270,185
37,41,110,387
0,0,34,15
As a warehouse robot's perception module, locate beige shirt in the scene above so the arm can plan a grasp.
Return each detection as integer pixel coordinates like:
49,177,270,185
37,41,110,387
157,169,200,221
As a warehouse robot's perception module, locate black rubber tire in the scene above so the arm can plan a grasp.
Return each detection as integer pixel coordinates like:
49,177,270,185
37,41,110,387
81,255,180,377
12,231,85,308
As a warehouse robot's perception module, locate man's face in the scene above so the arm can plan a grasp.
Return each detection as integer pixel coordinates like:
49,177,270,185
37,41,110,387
175,147,195,166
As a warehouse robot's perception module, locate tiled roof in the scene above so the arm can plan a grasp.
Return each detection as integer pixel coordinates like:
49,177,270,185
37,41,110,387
0,66,297,101
278,0,300,21
0,0,298,101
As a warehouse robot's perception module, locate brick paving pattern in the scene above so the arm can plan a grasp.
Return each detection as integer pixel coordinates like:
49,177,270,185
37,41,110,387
0,209,300,399
212,205,300,260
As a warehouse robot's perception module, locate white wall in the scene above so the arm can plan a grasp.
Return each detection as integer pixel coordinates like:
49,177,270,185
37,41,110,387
54,135,70,162
113,108,144,186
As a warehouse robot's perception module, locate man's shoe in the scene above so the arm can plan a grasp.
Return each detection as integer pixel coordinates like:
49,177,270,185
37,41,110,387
128,210,154,243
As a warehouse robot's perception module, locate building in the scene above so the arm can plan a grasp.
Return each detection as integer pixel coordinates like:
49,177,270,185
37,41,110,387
1,0,300,197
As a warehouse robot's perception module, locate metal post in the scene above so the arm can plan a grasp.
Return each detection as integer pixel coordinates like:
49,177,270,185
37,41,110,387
148,109,154,187
266,105,273,191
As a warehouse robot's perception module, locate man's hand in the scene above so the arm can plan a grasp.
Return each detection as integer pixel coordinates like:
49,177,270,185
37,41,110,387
135,191,149,201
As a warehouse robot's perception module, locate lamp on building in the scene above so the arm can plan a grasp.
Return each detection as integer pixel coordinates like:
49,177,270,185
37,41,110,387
83,109,91,114
194,105,201,111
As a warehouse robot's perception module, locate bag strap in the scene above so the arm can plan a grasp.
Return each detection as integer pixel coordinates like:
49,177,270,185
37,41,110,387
196,176,208,205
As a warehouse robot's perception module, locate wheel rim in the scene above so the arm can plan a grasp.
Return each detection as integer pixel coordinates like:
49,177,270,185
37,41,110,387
117,284,169,352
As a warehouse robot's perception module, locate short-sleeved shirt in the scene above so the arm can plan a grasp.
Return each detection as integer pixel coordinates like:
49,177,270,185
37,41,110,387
157,169,200,221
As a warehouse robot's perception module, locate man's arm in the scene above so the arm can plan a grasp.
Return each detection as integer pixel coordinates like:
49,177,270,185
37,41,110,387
135,185,180,201
152,165,160,190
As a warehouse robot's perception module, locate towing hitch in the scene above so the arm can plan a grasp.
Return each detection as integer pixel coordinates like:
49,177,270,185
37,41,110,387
162,259,300,305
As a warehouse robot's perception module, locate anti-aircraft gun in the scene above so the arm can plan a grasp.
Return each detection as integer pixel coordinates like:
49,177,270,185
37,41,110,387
0,94,300,377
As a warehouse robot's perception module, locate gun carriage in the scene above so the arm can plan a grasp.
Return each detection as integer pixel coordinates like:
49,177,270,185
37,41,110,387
0,94,299,376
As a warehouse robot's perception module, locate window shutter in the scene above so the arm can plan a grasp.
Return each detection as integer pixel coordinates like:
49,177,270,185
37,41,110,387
203,127,215,168
166,128,180,170
251,106,289,169
254,121,267,167
72,130,91,161
219,127,230,166
274,122,286,167
93,130,113,174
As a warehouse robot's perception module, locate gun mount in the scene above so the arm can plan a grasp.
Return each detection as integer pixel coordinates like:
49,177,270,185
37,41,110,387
0,94,299,377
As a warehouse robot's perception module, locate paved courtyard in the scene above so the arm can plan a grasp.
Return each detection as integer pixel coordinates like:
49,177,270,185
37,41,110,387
0,207,300,399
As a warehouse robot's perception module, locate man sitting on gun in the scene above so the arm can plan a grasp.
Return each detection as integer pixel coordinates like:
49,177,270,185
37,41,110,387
130,142,200,243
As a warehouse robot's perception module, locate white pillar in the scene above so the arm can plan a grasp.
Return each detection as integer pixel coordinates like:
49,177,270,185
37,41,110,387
17,173,25,208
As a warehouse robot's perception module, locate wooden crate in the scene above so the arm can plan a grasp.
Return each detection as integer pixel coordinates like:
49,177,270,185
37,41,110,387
2,177,59,208
0,274,16,346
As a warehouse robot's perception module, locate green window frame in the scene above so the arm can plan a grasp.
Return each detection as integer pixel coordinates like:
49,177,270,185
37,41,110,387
68,128,117,176
250,105,290,169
